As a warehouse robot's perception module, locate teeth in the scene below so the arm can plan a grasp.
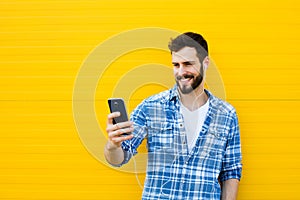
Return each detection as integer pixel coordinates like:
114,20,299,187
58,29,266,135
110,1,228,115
177,76,193,82
181,78,191,82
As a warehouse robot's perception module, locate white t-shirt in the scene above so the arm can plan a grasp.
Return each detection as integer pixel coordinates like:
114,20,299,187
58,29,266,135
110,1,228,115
180,99,210,151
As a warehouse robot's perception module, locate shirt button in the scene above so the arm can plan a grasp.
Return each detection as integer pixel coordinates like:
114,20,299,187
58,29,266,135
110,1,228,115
179,123,183,128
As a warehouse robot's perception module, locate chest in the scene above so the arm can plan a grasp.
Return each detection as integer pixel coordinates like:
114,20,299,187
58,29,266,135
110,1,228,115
146,110,228,160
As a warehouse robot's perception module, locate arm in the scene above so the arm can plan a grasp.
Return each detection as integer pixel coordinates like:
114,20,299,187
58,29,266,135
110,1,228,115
104,112,134,166
221,179,239,200
219,111,242,198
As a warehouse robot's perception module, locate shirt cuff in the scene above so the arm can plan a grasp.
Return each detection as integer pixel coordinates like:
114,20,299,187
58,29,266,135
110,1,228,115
219,165,242,182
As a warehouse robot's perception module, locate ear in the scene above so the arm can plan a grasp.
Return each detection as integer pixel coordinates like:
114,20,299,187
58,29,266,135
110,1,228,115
202,56,210,70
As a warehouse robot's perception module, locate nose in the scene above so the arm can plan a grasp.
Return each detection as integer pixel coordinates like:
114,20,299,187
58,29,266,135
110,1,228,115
177,64,186,75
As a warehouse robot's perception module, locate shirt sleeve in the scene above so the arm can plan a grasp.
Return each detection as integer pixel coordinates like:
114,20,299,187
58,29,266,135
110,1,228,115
219,111,243,182
119,101,148,166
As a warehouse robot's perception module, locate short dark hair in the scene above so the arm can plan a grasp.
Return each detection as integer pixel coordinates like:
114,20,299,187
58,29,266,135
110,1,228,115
168,32,208,62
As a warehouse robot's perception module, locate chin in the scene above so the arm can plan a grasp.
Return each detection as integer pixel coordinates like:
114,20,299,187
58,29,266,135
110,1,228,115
179,85,194,94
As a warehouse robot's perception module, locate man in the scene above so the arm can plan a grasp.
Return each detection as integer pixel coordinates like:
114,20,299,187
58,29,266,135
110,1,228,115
104,32,242,199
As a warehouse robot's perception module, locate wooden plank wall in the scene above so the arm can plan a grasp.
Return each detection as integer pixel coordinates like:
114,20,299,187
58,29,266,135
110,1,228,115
0,0,299,199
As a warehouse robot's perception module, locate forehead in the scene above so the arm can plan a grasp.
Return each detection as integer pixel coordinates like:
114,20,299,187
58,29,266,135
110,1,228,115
172,46,199,62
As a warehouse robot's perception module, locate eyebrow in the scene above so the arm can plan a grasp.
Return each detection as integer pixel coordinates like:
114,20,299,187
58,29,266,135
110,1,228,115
172,61,196,65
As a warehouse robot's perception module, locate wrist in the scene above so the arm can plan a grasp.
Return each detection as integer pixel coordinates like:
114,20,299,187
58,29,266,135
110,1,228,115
106,140,121,151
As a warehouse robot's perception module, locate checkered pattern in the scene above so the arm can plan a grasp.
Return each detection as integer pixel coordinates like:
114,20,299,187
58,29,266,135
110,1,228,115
121,86,242,200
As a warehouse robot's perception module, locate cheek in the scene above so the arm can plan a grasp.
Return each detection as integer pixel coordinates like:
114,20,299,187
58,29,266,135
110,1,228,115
190,66,200,74
173,68,178,76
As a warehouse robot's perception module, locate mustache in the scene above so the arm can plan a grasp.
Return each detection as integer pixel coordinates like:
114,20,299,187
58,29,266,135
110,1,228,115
176,74,194,81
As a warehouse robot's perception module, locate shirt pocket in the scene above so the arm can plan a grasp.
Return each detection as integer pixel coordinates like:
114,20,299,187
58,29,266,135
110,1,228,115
147,121,174,152
198,126,227,161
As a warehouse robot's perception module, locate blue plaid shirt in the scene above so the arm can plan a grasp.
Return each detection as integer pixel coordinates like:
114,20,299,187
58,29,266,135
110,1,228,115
121,86,242,199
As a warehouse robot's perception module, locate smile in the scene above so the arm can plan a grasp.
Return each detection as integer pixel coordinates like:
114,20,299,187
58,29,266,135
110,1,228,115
176,74,194,83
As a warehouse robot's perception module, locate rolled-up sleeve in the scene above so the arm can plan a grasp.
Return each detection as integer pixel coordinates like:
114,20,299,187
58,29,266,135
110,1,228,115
219,111,242,181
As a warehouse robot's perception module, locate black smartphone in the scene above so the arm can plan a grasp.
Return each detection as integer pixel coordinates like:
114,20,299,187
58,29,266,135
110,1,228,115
108,98,131,135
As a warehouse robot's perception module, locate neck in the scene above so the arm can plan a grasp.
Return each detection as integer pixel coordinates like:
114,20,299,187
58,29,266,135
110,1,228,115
179,86,208,111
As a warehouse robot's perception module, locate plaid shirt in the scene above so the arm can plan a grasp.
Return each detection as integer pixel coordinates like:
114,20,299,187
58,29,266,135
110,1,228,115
121,86,242,199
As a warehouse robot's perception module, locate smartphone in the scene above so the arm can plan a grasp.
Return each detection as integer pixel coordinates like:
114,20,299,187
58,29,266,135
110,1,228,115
108,98,131,135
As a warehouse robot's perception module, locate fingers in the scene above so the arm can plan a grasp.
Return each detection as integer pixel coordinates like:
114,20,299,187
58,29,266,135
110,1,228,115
108,125,134,138
106,120,133,133
107,112,120,125
106,125,134,146
106,112,134,146
111,133,134,143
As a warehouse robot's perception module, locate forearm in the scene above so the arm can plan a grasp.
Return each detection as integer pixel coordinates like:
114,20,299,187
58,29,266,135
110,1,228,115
221,179,240,200
104,141,125,166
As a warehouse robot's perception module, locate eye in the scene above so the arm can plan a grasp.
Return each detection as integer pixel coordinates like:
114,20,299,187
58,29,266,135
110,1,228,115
172,63,179,67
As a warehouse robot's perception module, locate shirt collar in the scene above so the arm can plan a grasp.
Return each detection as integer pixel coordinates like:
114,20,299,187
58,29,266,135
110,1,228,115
167,85,180,102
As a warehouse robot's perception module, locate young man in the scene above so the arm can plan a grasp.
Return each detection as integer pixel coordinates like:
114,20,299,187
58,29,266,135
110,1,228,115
105,32,242,199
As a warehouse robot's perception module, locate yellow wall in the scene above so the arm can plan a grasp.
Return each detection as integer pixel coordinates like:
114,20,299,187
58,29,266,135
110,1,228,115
1,0,300,199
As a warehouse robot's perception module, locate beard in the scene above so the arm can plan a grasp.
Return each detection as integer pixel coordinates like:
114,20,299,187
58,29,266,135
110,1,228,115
175,66,204,94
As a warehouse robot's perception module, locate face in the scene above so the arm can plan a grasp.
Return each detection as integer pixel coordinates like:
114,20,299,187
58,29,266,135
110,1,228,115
172,47,204,94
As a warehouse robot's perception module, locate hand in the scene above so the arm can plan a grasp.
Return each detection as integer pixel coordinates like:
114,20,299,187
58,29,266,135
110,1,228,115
106,112,134,150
